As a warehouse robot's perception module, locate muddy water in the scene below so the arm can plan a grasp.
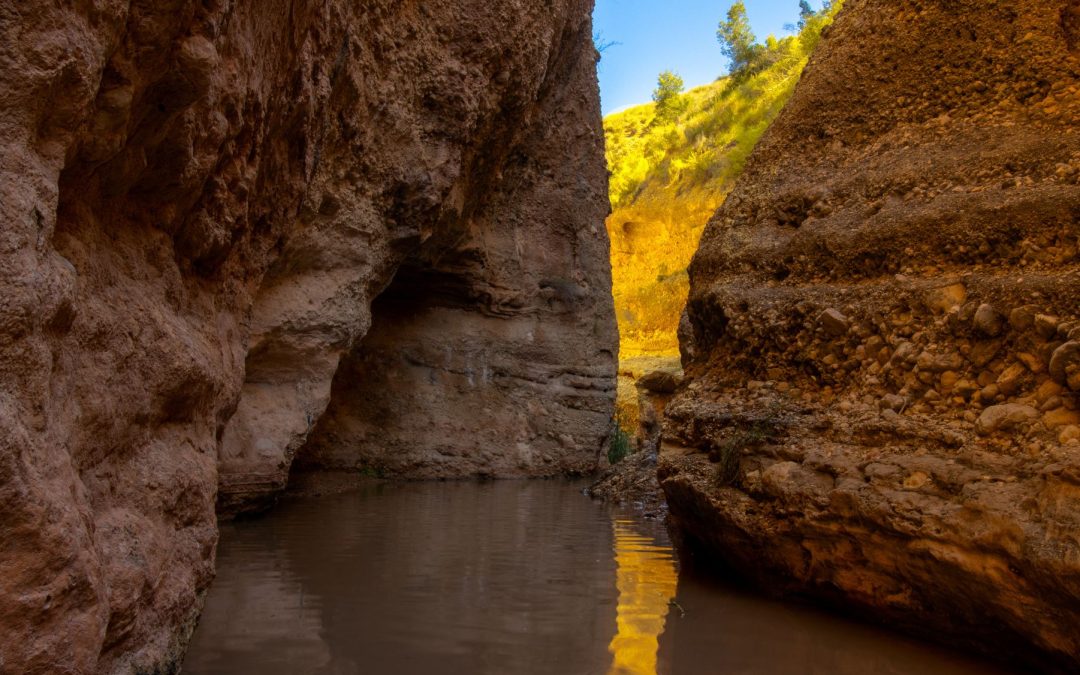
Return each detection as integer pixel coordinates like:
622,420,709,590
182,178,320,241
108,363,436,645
183,480,1007,675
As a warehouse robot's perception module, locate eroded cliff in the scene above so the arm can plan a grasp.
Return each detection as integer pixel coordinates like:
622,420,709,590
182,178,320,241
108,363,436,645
662,0,1080,669
0,1,614,672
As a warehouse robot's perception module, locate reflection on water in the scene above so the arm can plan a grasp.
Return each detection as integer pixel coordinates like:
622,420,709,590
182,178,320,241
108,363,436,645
608,521,678,675
184,480,1009,675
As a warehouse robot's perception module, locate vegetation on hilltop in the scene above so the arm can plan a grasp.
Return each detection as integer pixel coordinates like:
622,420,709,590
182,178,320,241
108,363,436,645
605,1,842,358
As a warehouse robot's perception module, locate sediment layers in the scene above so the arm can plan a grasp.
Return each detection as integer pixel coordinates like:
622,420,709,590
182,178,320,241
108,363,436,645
661,0,1080,669
0,2,613,671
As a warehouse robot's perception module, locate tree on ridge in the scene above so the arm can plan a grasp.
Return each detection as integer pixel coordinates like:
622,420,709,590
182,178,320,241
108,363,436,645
717,1,764,77
652,70,686,122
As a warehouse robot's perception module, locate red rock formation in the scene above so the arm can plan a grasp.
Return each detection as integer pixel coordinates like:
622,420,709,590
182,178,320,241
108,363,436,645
0,1,613,671
662,0,1080,670
285,12,616,482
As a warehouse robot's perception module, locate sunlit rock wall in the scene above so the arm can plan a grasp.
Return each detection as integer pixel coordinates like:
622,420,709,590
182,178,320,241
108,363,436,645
662,0,1080,670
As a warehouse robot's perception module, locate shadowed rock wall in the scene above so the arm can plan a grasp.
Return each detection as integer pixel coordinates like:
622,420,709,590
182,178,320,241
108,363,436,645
662,0,1080,670
291,25,616,480
0,1,613,672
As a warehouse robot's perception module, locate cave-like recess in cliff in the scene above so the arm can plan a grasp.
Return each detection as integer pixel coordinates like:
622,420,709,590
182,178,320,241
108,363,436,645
289,203,615,482
290,237,492,479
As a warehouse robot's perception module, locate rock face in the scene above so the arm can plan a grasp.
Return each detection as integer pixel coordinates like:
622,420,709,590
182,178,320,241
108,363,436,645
0,1,613,672
662,0,1080,670
289,39,616,479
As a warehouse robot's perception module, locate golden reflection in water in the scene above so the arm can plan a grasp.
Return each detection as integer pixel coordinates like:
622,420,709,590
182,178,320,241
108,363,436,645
607,520,679,675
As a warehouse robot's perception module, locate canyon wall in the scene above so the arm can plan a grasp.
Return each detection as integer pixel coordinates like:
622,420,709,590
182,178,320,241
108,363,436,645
662,0,1080,670
290,26,616,480
0,1,614,672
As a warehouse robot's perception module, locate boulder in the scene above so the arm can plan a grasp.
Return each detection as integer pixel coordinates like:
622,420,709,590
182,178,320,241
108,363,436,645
976,404,1039,435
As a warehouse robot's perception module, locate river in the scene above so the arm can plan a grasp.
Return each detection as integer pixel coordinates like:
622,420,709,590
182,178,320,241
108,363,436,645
183,480,1008,674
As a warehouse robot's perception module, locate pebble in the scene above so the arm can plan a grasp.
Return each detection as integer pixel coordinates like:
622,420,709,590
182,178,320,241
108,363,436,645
1034,314,1060,340
1035,380,1064,404
973,304,1004,337
879,393,906,412
1049,342,1080,389
975,403,1038,435
996,363,1026,395
1009,305,1037,331
1016,352,1043,373
1044,407,1080,429
819,308,849,337
1060,425,1080,445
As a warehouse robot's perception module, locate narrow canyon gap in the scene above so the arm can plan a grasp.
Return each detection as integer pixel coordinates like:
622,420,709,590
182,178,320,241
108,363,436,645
0,1,615,672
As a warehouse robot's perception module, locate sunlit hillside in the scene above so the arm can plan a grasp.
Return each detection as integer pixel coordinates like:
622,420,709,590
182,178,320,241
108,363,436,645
605,3,841,359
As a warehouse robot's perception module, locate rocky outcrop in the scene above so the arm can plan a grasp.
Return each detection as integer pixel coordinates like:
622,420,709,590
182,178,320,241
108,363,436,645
288,31,616,480
662,0,1080,670
0,1,613,672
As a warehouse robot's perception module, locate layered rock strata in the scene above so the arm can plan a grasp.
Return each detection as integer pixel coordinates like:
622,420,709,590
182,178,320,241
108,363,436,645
290,31,616,480
661,0,1080,669
0,1,613,672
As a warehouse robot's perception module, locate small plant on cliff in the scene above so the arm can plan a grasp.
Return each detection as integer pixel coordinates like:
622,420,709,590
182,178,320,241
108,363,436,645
710,421,775,486
714,437,743,486
358,465,386,479
609,424,633,465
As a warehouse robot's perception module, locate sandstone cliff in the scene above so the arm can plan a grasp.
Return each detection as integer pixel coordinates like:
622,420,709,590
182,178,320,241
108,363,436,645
0,1,614,672
661,0,1080,669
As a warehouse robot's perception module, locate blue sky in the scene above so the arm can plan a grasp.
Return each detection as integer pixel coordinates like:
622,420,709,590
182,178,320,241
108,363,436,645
593,0,825,114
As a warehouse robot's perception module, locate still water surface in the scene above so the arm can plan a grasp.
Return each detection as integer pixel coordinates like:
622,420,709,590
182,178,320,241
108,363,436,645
184,480,1007,675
